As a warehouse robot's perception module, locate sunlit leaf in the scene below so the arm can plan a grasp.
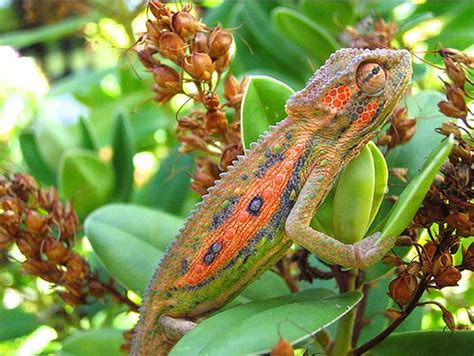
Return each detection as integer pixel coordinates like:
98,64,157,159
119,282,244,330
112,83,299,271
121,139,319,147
19,131,56,185
78,116,98,151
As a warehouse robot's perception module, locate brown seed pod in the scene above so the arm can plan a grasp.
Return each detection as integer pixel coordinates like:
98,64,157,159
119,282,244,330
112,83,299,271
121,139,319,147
158,32,185,64
183,53,214,81
208,28,232,58
172,11,196,41
388,272,418,306
152,65,182,95
192,32,208,53
270,337,294,356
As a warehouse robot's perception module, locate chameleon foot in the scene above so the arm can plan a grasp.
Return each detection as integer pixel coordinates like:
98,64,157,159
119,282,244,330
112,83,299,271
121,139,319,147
352,232,397,269
159,315,197,340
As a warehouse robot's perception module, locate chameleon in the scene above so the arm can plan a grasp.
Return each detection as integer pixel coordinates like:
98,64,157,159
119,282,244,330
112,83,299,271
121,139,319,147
132,48,412,355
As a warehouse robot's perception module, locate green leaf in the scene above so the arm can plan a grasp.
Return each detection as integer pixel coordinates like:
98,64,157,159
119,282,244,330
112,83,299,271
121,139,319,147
371,330,474,356
367,141,388,225
34,119,81,171
243,3,310,82
272,7,339,66
111,112,135,202
19,131,56,185
239,271,290,302
79,117,98,151
241,75,294,148
134,148,193,215
380,135,454,241
0,308,40,341
58,150,115,216
85,204,182,295
0,15,98,48
333,145,375,244
58,329,126,356
172,289,362,355
300,0,354,34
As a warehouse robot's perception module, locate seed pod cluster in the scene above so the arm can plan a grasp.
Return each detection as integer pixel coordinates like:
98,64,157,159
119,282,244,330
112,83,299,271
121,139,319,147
436,47,473,128
0,174,137,311
135,1,247,195
342,17,397,49
384,125,472,330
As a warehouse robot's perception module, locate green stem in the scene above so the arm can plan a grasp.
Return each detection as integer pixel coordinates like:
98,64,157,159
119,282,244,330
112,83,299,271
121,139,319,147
331,270,358,356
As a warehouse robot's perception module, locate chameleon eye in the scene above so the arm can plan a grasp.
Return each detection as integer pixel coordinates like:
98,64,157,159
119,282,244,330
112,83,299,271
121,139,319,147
356,62,386,96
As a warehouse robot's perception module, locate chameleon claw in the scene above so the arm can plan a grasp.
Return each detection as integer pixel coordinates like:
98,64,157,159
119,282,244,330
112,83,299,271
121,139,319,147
159,315,197,339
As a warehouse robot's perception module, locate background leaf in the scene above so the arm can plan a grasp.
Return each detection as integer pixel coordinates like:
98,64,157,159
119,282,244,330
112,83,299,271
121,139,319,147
19,131,56,185
0,308,40,342
58,150,115,216
58,329,125,356
241,75,294,148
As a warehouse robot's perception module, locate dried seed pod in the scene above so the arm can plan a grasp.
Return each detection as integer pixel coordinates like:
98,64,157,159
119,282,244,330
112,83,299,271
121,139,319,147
385,307,403,320
434,266,461,288
438,100,467,119
172,11,196,41
158,32,185,64
152,65,181,94
444,57,466,87
25,210,44,233
192,32,208,53
208,28,232,58
388,272,418,306
183,53,214,81
224,75,239,101
146,20,161,41
205,110,227,134
214,52,231,73
45,238,71,264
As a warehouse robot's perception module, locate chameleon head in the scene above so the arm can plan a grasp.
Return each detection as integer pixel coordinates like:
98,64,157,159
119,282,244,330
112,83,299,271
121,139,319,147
286,48,412,147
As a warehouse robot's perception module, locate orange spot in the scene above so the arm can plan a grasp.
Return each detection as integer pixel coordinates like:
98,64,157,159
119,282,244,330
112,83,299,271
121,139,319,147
330,88,337,96
362,112,370,121
275,174,285,186
262,188,273,200
195,265,205,274
224,229,234,240
238,211,250,223
284,161,293,171
333,98,342,108
186,276,196,285
176,281,183,288
295,144,303,152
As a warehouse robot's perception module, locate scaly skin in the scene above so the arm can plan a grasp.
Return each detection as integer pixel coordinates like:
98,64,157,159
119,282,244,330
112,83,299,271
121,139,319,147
132,48,412,355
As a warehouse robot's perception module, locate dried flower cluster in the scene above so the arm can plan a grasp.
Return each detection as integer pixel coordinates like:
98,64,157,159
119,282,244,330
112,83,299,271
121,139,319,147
342,17,397,50
0,174,137,311
134,1,247,195
385,122,473,329
377,107,417,152
436,48,474,129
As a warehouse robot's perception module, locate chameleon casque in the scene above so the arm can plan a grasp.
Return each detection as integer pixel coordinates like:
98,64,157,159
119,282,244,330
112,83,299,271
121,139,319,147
132,48,412,354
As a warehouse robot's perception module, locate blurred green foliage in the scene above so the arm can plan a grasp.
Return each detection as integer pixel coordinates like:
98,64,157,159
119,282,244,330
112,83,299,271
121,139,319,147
0,0,472,354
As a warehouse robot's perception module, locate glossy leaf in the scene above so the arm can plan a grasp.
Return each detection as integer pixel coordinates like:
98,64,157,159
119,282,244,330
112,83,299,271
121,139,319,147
371,330,474,356
0,308,40,341
58,329,125,356
85,204,182,295
79,116,98,151
333,145,375,244
241,75,294,148
111,112,135,202
134,148,193,215
172,290,362,355
58,149,115,216
380,135,454,241
272,7,338,65
19,131,56,185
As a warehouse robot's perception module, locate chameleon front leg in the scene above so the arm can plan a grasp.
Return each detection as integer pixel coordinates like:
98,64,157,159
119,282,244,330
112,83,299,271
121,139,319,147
286,169,397,269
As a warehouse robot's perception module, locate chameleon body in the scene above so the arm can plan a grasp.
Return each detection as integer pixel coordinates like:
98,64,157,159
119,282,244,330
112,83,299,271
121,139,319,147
132,48,412,354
